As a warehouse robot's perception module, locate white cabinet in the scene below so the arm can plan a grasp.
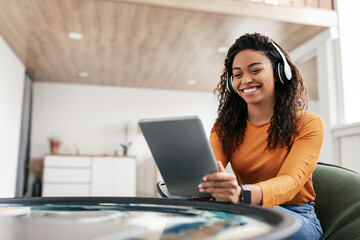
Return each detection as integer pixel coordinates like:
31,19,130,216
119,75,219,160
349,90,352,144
42,155,91,197
42,155,136,197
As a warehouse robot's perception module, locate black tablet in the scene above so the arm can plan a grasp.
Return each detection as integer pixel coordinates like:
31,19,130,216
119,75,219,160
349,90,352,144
138,116,219,197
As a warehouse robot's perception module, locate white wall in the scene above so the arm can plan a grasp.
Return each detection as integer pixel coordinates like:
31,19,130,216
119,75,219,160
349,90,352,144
290,29,340,165
337,0,360,124
308,100,319,116
333,122,360,173
337,0,360,123
31,82,218,196
0,35,25,197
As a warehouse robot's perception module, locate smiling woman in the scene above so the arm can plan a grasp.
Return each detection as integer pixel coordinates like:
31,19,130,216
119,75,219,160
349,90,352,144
199,33,324,240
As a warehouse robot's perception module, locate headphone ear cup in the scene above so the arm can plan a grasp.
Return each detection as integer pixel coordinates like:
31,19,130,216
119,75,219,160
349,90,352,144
226,73,237,95
275,62,285,84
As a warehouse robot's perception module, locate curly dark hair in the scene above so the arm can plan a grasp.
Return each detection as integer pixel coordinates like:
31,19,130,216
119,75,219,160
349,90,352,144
214,33,308,153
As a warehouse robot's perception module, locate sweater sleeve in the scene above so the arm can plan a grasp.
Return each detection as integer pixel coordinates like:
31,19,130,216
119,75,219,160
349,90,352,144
257,114,324,208
209,130,229,168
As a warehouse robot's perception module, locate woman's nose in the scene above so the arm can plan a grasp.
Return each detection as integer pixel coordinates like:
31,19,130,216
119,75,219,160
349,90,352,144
243,75,253,84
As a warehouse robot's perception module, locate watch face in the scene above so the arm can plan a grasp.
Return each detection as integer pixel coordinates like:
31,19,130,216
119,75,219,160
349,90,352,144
243,190,252,204
240,185,252,205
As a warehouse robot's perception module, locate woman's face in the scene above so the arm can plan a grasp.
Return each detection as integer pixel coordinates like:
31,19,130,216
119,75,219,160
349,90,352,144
231,49,275,106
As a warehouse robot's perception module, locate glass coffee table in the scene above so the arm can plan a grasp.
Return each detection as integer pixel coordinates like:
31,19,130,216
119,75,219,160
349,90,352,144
0,197,300,240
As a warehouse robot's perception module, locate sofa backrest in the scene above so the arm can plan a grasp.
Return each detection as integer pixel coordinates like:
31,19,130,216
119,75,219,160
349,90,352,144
313,163,360,240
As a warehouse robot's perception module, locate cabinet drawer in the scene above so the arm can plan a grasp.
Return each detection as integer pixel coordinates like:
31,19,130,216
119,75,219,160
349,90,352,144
44,156,91,167
42,183,90,196
43,168,91,183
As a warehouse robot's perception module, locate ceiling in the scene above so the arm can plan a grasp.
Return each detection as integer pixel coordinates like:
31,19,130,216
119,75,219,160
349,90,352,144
0,0,329,92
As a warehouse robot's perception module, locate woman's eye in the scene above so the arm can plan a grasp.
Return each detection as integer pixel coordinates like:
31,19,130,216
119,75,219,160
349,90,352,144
233,73,242,78
252,69,261,74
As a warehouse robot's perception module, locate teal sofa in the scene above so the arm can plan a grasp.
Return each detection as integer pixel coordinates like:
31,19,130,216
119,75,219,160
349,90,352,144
313,163,360,240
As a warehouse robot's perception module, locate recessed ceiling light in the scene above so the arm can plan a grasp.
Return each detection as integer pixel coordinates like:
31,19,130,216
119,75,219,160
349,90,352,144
264,0,279,5
68,32,83,40
217,46,228,53
78,72,89,78
187,80,197,85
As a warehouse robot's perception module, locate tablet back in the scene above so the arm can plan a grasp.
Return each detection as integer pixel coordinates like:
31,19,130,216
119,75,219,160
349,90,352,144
138,116,218,197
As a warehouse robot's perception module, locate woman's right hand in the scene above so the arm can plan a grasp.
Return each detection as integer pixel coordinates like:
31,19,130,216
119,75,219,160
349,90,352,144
198,161,241,204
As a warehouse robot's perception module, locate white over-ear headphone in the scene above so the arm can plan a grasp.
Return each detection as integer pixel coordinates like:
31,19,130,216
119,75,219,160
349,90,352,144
271,42,292,84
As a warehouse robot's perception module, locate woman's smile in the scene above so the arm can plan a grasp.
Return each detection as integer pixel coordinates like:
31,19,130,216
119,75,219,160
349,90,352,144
241,85,262,95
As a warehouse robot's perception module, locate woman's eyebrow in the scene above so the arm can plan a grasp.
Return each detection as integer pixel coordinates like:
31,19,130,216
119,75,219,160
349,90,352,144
232,62,263,71
248,62,262,67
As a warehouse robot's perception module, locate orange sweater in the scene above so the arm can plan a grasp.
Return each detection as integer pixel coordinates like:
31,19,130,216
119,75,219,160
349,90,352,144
210,111,324,208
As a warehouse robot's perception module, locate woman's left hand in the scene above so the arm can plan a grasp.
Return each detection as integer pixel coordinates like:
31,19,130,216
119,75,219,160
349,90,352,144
198,161,241,203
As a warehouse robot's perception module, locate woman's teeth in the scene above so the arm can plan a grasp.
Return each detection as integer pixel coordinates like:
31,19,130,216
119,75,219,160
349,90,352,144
243,87,258,93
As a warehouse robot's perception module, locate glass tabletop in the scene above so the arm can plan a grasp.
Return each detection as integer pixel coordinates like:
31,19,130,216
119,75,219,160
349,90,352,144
0,197,300,240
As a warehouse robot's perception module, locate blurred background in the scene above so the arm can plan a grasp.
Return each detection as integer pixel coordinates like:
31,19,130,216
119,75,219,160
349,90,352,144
1,0,359,198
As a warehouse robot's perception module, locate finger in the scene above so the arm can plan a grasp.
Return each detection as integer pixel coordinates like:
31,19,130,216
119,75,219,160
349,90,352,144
217,161,225,172
203,172,236,181
202,161,224,179
200,183,240,193
199,180,239,189
200,187,240,197
199,186,240,199
199,186,235,196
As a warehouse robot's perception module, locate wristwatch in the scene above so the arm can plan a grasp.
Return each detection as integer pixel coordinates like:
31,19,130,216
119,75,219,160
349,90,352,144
239,184,251,204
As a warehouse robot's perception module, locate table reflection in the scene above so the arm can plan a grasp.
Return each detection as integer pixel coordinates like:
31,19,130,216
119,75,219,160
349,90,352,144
0,197,300,240
27,203,272,239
